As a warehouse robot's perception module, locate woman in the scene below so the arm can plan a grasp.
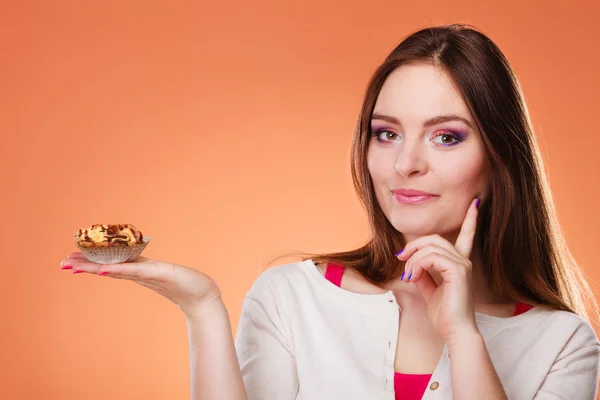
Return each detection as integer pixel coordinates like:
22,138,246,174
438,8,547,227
61,24,600,399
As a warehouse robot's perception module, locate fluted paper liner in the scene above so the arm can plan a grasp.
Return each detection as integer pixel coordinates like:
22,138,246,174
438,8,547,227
75,236,151,264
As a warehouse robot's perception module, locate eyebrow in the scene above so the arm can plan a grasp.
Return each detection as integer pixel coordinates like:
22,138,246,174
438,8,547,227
371,113,474,129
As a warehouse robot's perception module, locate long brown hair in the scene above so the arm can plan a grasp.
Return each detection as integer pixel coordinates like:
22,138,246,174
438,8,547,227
268,24,599,324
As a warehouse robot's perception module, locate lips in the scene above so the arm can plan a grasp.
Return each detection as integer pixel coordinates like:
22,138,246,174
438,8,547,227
391,189,438,205
391,189,436,197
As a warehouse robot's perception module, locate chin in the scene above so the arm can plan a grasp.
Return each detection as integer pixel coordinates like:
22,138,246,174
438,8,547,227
390,220,438,237
388,208,457,235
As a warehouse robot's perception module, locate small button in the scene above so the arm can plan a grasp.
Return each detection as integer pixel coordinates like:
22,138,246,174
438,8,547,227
388,341,392,348
430,381,440,390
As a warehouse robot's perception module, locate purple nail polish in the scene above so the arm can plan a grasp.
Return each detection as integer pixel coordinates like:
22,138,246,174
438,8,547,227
476,198,481,209
395,249,404,257
408,272,413,281
400,271,405,280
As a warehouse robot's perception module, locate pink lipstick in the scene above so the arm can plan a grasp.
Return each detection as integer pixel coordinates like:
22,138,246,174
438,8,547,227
391,189,438,205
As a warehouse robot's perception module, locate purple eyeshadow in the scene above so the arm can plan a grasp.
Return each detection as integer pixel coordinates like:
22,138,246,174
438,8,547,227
371,127,396,143
370,125,388,133
436,129,467,147
447,129,468,141
370,125,468,147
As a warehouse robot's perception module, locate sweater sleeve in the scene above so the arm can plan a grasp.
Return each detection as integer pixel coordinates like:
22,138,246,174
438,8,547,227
235,276,299,400
534,322,600,400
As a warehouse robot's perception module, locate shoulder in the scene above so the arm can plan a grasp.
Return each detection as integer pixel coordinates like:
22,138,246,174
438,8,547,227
532,306,600,348
535,309,600,383
249,259,315,289
482,306,599,351
555,310,600,348
245,259,318,303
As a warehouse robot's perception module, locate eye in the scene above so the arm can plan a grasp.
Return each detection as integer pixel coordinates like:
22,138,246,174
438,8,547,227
431,132,462,146
372,129,400,143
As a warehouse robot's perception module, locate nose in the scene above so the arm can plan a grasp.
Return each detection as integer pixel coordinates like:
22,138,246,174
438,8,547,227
395,140,428,178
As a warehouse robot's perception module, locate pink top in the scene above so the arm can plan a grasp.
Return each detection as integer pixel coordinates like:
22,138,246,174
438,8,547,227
324,263,534,400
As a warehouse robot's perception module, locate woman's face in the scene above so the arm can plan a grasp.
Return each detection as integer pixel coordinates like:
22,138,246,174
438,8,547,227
367,63,491,242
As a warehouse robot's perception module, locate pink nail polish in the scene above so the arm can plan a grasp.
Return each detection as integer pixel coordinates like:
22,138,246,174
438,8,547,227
72,270,85,274
98,272,109,276
61,265,73,270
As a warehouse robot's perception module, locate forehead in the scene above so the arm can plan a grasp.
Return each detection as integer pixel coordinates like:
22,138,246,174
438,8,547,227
373,63,471,121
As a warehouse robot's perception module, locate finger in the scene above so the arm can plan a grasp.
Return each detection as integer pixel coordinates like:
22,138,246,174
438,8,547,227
397,234,462,263
65,256,155,277
96,258,171,282
61,255,100,271
65,259,106,274
402,247,463,281
67,252,87,259
407,253,470,284
61,253,87,269
454,197,480,258
413,270,438,302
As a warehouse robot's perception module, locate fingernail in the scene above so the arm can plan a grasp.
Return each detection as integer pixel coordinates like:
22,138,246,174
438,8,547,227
61,265,73,270
395,249,404,257
400,271,405,280
98,272,109,276
476,198,481,209
408,272,413,281
72,270,85,274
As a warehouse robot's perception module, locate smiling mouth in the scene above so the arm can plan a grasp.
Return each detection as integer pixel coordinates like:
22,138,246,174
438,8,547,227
391,192,439,205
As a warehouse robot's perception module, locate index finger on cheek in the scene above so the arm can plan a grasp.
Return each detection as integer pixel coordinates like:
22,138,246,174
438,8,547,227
454,198,480,258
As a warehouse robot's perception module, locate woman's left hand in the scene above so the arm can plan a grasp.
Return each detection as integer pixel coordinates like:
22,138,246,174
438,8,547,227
397,197,481,344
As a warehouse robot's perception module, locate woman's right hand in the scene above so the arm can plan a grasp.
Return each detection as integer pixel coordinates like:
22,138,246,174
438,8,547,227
62,253,249,400
60,253,222,319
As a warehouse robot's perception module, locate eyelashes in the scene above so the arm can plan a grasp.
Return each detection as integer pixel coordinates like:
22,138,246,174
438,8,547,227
371,129,399,143
370,128,466,147
430,131,464,146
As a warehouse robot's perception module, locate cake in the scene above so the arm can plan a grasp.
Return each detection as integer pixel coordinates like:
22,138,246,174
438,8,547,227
75,224,144,248
74,224,150,264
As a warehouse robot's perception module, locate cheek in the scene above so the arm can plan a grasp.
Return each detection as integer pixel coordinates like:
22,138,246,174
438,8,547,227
437,153,488,191
367,147,393,183
367,149,390,206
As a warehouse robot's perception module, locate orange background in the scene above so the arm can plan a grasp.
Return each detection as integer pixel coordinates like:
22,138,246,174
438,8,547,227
1,0,599,398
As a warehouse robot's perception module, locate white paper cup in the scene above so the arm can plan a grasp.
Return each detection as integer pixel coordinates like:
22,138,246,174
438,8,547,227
75,236,151,264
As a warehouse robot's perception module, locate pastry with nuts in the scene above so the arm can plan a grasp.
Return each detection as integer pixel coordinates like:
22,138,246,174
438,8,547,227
74,224,151,264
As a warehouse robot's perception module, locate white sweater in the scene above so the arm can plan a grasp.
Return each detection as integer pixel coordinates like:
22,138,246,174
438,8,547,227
234,259,600,399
